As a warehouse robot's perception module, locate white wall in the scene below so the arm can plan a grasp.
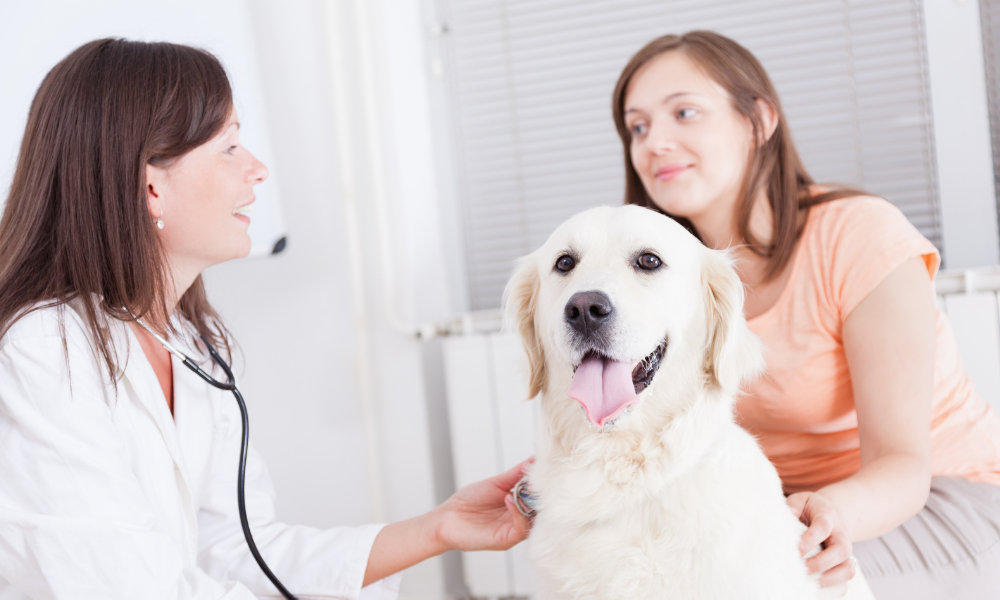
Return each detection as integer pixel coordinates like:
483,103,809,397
201,0,375,529
203,1,457,597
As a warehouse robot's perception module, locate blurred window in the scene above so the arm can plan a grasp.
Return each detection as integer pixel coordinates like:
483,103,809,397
982,0,1000,232
435,0,941,310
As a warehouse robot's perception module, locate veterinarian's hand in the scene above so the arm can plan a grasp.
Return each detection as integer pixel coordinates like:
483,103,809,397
432,460,533,553
362,461,533,586
786,492,857,588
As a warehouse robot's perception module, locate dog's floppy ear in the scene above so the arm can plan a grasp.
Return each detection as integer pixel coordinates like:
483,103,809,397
503,254,546,398
702,248,765,394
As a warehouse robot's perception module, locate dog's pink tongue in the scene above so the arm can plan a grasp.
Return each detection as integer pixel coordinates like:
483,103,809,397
569,355,638,426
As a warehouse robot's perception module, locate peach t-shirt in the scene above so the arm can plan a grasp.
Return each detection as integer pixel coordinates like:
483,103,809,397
737,196,1000,494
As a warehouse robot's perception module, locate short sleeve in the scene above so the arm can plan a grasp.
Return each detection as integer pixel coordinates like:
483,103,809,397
820,196,940,319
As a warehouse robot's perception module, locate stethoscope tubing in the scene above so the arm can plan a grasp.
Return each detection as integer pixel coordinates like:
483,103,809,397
132,315,298,600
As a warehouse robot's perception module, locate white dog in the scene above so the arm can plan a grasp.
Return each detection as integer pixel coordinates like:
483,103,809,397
503,205,873,600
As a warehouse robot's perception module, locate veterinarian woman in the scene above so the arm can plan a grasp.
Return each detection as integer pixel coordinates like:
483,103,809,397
0,39,530,599
613,31,1000,598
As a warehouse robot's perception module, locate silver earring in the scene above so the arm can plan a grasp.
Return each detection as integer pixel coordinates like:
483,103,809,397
155,217,164,229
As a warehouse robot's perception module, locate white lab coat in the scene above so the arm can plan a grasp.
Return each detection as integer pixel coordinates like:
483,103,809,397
0,300,401,599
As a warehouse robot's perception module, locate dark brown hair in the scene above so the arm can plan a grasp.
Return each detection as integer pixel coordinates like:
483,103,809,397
0,38,233,381
612,31,861,281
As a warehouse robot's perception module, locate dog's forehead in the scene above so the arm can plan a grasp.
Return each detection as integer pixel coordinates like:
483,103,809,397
542,205,698,260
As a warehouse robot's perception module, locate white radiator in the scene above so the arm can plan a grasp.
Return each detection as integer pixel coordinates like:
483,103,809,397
441,267,1000,599
937,269,1000,407
442,334,538,598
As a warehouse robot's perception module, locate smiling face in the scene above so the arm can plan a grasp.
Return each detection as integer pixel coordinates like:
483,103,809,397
145,109,268,274
520,206,708,427
536,207,701,369
505,205,763,430
623,51,753,225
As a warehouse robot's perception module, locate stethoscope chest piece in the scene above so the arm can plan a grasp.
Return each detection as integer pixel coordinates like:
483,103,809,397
512,476,538,519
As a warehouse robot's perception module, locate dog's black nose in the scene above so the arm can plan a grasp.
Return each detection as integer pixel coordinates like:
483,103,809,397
565,291,613,338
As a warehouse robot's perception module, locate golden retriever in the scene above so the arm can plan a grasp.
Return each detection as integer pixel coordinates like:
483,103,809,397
503,205,873,600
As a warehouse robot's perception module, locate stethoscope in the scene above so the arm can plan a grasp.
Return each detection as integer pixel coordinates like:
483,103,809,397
132,316,299,600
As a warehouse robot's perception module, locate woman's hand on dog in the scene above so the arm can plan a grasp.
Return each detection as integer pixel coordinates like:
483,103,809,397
786,491,857,588
431,459,534,553
362,460,533,585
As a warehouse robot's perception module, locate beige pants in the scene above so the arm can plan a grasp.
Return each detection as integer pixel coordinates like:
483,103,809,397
852,477,1000,599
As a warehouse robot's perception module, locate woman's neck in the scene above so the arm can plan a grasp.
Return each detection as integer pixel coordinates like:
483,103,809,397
689,190,775,287
156,256,203,329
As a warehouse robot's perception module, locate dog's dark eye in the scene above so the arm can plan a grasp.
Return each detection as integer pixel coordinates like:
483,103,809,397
555,255,576,273
636,253,662,271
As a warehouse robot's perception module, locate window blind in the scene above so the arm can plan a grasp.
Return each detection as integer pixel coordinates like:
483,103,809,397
437,0,941,310
982,0,1000,226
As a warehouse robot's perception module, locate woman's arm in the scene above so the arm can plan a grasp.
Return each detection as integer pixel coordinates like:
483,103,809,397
789,255,935,585
822,254,935,538
362,461,532,586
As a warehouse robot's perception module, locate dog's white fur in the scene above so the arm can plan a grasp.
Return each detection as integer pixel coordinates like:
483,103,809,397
504,206,873,600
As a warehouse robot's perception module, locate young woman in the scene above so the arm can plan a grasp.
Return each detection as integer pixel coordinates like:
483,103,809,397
612,31,1000,598
0,39,529,598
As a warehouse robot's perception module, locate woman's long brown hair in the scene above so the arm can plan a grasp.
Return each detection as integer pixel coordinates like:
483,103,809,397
612,31,862,281
0,38,233,382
